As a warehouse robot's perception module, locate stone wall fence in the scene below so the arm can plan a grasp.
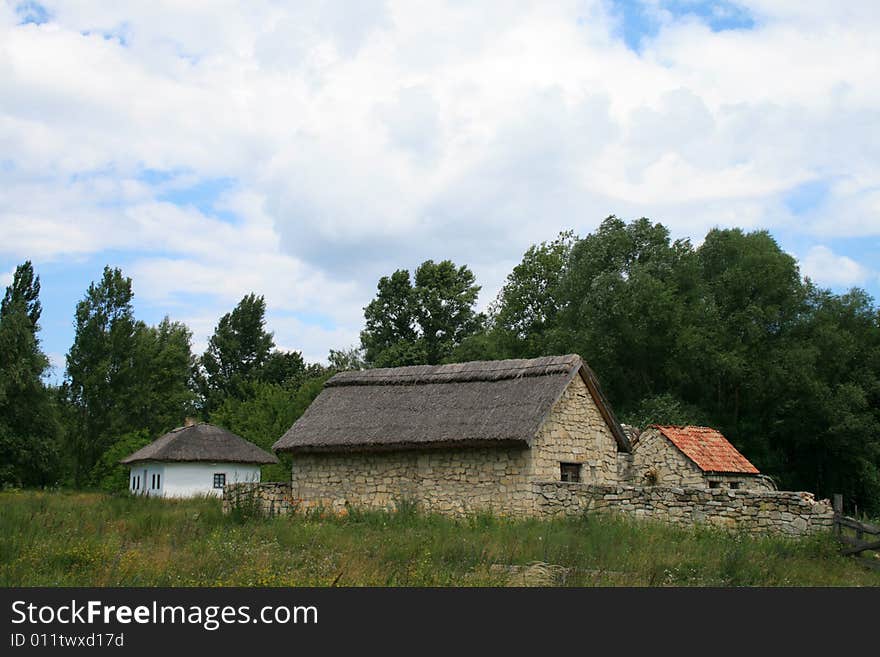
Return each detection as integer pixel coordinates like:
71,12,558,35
224,479,835,536
534,482,834,536
222,482,297,516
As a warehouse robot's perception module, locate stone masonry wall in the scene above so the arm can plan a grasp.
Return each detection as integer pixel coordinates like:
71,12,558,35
534,482,834,535
629,428,708,487
290,446,536,515
223,482,296,516
530,374,619,485
225,479,832,536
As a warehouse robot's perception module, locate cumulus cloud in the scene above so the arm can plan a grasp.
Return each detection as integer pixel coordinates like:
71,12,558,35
800,246,872,288
1,0,879,360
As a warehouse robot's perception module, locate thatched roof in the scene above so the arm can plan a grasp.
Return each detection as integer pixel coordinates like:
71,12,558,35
120,423,278,465
273,355,630,454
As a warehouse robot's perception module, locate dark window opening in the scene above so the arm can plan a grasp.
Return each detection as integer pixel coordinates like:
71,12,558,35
708,480,721,489
560,463,581,483
729,482,740,490
213,473,226,489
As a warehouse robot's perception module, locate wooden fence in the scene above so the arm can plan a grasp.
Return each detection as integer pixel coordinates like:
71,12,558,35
833,494,880,571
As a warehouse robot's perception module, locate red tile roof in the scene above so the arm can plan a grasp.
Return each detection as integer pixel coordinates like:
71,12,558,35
653,425,760,475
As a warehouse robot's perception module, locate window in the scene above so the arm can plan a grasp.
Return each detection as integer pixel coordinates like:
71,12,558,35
708,480,721,489
151,474,156,489
213,473,226,489
156,473,161,489
560,463,581,483
729,482,740,490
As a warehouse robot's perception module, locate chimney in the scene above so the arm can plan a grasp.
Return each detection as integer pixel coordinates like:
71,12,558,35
184,417,198,427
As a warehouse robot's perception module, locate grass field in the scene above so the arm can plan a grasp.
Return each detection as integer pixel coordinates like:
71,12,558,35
1,490,878,586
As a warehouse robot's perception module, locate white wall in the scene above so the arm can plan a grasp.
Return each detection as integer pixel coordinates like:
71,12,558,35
129,463,165,496
128,462,261,498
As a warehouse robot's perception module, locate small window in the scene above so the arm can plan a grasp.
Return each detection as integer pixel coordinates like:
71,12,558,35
213,473,226,489
729,482,740,490
151,474,156,489
156,474,161,489
709,480,721,489
560,463,581,483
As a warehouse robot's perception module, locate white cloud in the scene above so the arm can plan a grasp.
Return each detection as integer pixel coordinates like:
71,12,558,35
1,1,879,360
0,268,13,288
800,246,871,288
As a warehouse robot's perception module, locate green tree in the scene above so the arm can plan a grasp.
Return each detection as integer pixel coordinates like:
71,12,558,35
328,346,366,372
0,261,61,486
487,231,576,358
91,429,151,493
555,216,699,410
261,350,307,387
65,267,140,484
679,228,808,467
361,260,483,366
65,267,195,486
1,260,41,327
196,293,275,412
360,270,419,366
767,286,880,509
210,375,330,481
127,317,196,434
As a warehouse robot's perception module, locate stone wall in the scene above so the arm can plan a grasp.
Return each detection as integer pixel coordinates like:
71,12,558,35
222,482,297,516
530,374,619,485
629,427,709,487
534,482,834,535
290,446,537,515
225,479,833,536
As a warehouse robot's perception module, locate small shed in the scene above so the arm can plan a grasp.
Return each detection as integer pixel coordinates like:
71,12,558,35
630,425,775,491
120,421,278,498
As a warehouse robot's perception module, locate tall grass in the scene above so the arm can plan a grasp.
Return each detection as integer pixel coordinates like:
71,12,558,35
1,490,877,586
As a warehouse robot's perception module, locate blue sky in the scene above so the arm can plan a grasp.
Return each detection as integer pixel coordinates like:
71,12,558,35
1,1,878,380
612,0,756,51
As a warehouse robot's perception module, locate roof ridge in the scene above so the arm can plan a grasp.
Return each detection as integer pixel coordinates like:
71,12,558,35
326,354,583,388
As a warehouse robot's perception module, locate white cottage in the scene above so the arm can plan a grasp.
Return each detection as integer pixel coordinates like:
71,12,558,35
120,421,278,498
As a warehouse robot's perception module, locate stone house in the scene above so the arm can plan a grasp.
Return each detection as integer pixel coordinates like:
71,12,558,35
238,354,832,535
120,421,277,498
625,425,775,491
272,355,631,514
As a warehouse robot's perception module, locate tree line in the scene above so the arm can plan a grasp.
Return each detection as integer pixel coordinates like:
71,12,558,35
1,216,878,512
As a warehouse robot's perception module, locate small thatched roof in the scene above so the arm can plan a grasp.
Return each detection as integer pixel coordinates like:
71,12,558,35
120,423,278,465
273,354,630,454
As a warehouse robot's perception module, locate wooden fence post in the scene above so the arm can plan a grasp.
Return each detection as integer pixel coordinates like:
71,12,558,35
832,494,843,537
